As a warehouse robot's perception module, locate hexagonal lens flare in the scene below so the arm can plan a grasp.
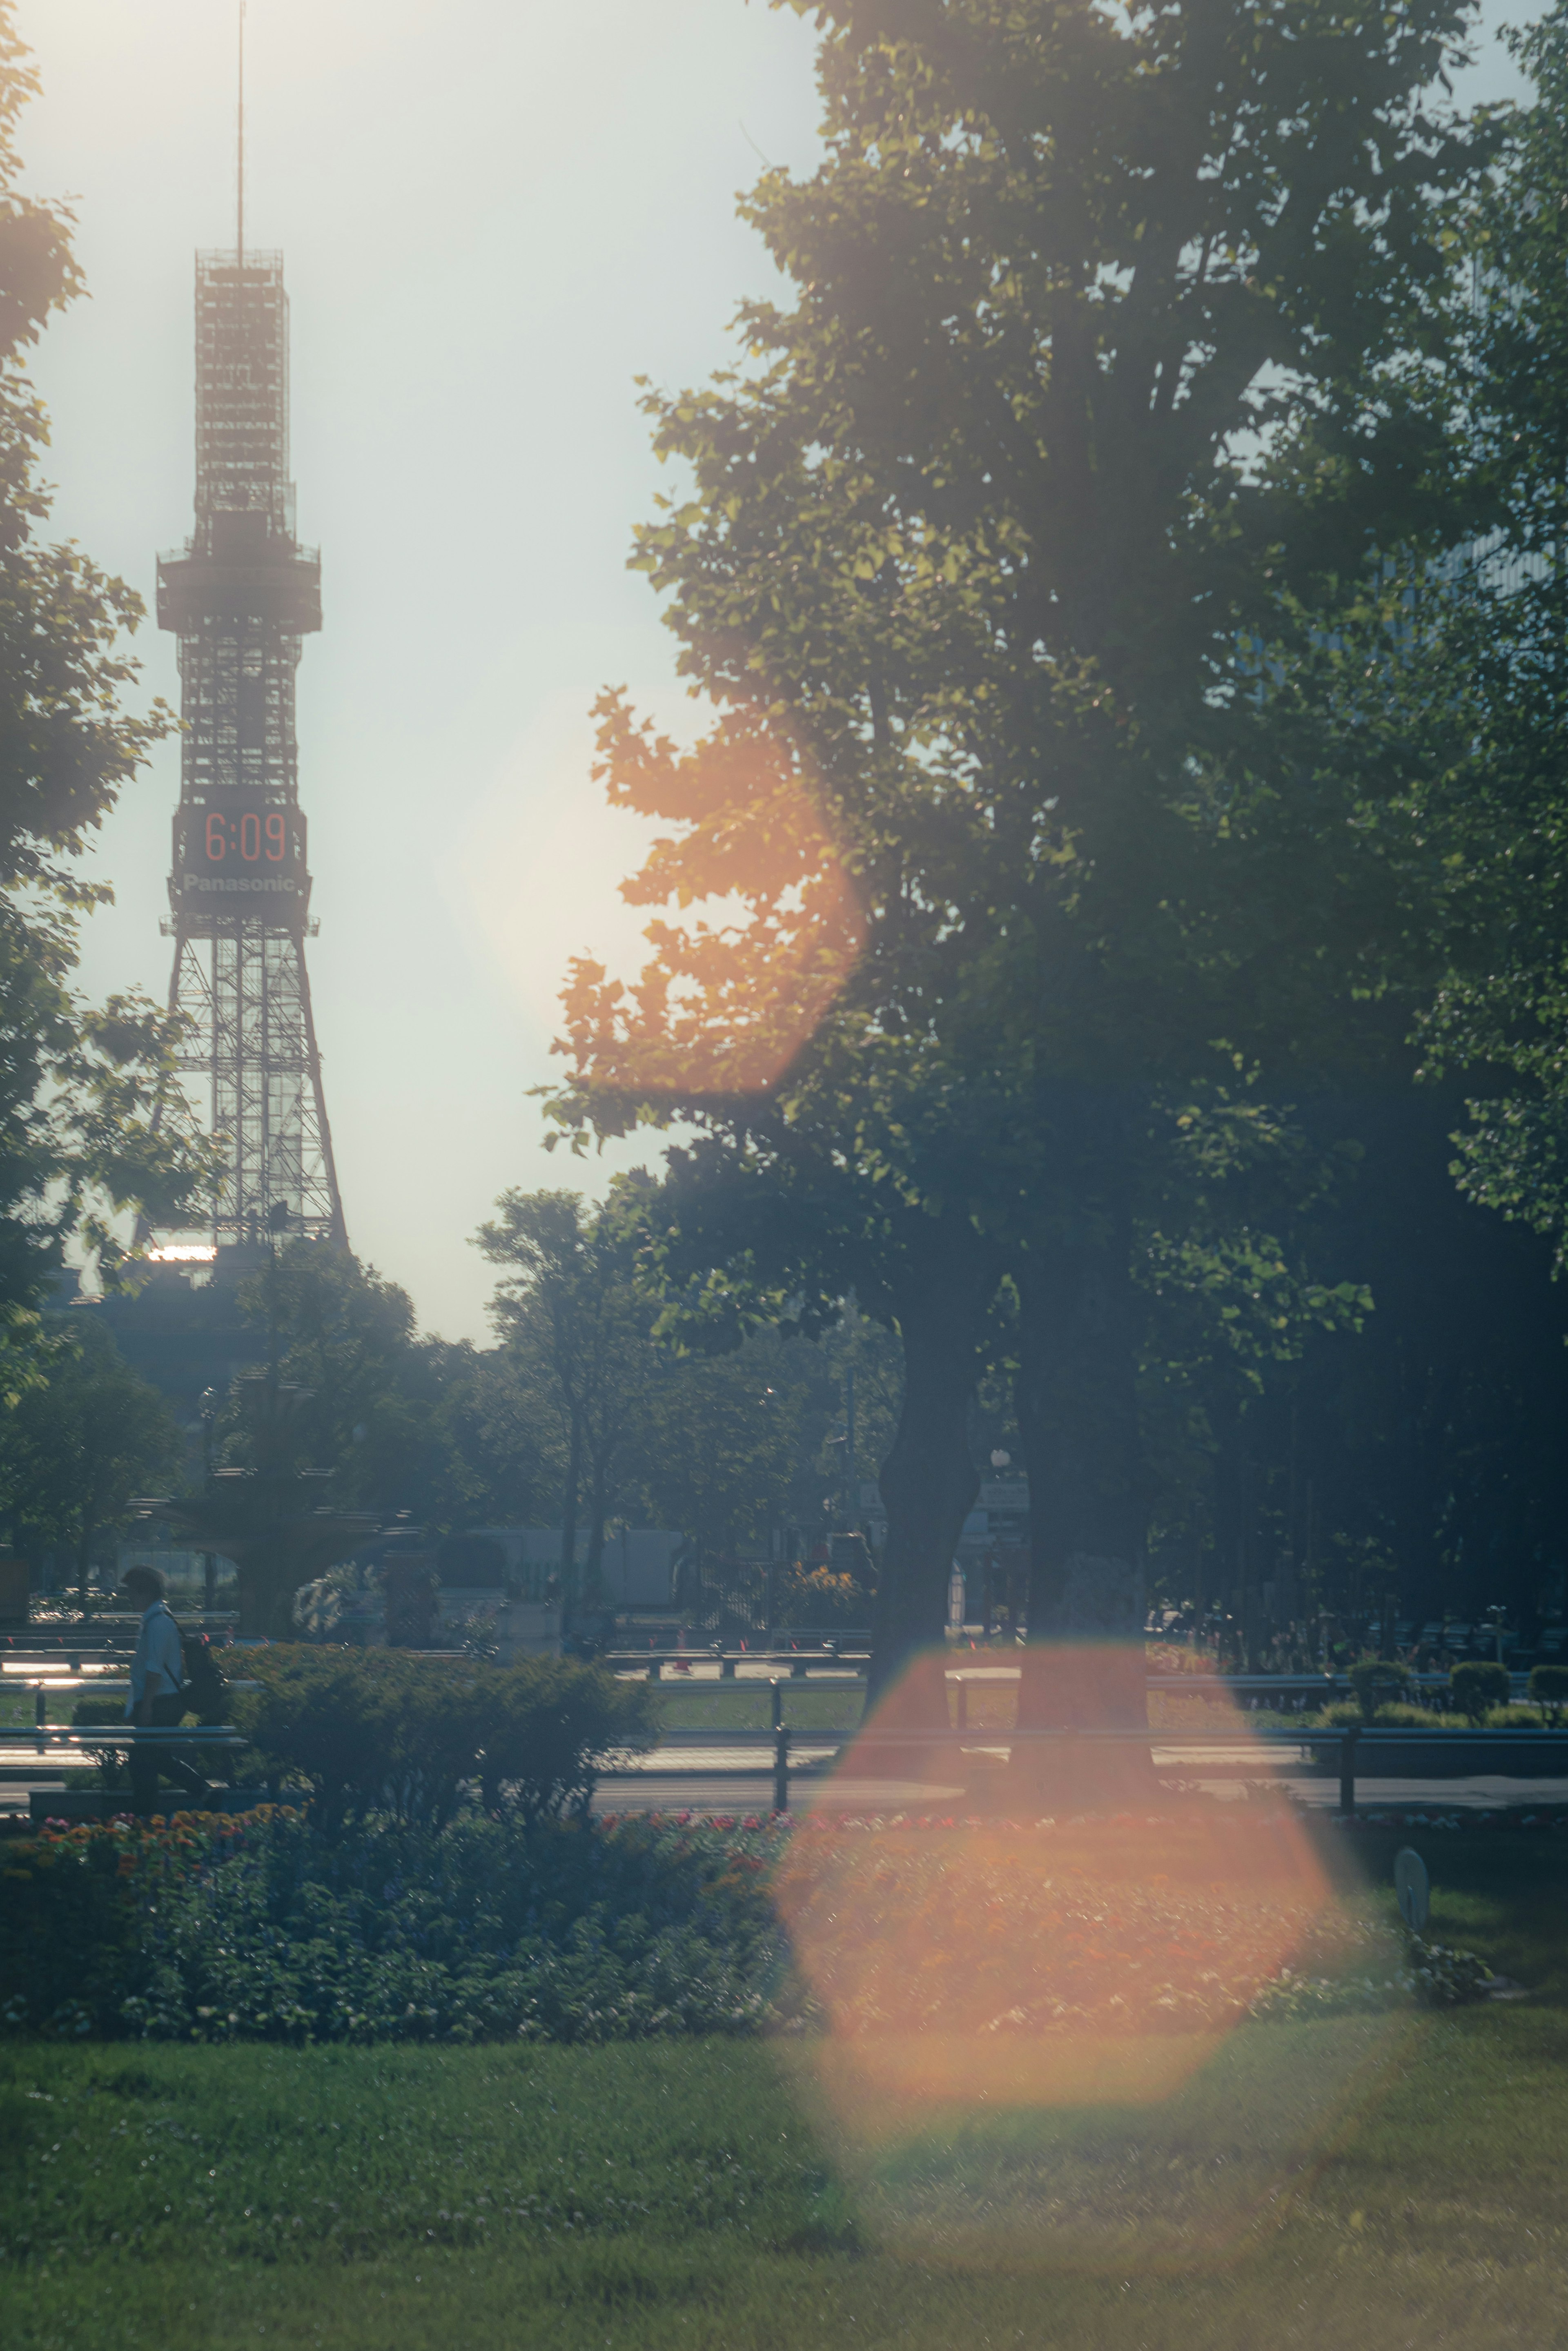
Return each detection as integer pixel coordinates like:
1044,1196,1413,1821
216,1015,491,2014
767,1647,1405,2268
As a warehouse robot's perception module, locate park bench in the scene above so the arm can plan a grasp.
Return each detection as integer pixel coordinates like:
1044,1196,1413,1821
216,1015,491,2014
0,1720,256,1823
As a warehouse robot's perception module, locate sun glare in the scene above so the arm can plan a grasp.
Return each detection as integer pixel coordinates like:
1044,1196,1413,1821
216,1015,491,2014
767,1649,1401,2269
554,704,866,1099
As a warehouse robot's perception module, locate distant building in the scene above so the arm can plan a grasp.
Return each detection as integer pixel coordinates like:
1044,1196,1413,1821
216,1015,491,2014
451,1527,685,1610
856,1475,1030,1560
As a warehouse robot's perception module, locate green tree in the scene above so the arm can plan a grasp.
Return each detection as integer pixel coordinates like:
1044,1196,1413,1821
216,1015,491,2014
0,7,212,1347
1147,1086,1568,1651
546,0,1497,1705
478,1190,662,1601
629,1332,806,1567
230,1241,484,1521
1403,4,1568,1272
0,1318,181,1610
418,1338,559,1532
145,1370,381,1638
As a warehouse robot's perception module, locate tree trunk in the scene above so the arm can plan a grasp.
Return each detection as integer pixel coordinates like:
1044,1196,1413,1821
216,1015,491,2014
582,1450,610,1606
560,1408,584,1595
1208,1401,1243,1662
237,1547,305,1640
865,1222,998,1714
1013,1171,1150,1802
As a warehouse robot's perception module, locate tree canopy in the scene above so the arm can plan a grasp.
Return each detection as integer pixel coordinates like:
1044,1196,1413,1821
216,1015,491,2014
542,0,1508,1700
1403,8,1568,1272
0,1317,180,1609
0,3,212,1358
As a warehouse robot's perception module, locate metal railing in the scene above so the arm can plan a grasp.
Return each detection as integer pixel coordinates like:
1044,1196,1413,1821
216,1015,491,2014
610,1656,1546,1705
0,1723,247,1760
12,1712,1564,1820
598,1707,1568,1815
607,1646,865,1680
0,1675,261,1757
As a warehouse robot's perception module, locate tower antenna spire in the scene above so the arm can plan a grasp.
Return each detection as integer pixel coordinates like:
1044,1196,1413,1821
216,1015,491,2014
149,25,346,1260
236,0,246,271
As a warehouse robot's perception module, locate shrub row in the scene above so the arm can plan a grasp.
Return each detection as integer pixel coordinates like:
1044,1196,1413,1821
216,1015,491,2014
1311,1699,1555,1730
1335,1658,1568,1724
229,1647,656,1823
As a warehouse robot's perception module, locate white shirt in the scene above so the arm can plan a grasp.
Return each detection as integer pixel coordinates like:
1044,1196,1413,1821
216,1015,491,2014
126,1599,186,1716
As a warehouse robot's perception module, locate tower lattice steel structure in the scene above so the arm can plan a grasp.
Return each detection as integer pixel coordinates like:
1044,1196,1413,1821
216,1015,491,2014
156,245,345,1247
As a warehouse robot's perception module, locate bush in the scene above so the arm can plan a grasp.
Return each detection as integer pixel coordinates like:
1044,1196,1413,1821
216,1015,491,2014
71,1695,129,1790
1347,1657,1413,1722
471,1665,651,1820
383,1558,439,1647
1450,1660,1510,1722
292,1562,373,1640
1303,1700,1493,1731
1529,1663,1568,1724
232,1646,654,1824
774,1565,867,1629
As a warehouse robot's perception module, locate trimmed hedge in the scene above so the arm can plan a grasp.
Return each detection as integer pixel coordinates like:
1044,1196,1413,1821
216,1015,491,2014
231,1647,655,1823
1347,1658,1413,1722
1530,1664,1568,1723
1450,1660,1511,1722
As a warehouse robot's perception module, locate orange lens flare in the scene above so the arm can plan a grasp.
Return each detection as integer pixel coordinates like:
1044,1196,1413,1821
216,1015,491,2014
777,1805,1337,2106
559,704,864,1096
766,1647,1399,2266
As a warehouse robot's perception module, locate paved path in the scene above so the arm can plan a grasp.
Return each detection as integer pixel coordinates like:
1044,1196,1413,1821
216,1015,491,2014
592,1767,1568,1816
9,1764,1566,1821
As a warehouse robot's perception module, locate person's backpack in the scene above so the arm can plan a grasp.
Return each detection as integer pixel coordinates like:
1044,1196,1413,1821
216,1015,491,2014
180,1631,229,1719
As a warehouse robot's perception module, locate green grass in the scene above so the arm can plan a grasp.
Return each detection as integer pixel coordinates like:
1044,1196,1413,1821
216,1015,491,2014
0,1684,118,1729
4,1828,1568,2349
651,1683,867,1734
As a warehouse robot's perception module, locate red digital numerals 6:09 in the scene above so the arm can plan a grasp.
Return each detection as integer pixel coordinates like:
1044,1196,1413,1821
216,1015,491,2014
206,809,287,862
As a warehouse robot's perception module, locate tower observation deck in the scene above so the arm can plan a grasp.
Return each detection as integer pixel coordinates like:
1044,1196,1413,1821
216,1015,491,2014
156,248,345,1247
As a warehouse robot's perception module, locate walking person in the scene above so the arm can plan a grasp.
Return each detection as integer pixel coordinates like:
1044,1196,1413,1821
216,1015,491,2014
121,1564,211,1813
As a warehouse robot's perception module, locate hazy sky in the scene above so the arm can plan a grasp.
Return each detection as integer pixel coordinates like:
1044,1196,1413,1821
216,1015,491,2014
16,0,1532,1345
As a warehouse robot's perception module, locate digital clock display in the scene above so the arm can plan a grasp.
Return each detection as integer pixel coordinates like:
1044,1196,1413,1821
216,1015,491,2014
205,807,287,862
174,794,307,915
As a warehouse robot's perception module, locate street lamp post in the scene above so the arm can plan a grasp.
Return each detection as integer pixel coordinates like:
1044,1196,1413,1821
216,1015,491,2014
198,1386,220,1615
845,1366,857,1530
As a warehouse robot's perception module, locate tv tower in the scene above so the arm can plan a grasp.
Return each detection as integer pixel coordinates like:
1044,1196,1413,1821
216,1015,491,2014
154,2,345,1248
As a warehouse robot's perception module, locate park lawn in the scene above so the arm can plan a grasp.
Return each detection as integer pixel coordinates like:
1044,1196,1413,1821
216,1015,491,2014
650,1680,1312,1735
4,1828,1567,2351
650,1682,867,1734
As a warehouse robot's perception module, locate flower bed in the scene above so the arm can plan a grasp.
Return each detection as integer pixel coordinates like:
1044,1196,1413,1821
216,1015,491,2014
1,1807,789,2046
769,1808,1490,2037
0,1804,1496,2047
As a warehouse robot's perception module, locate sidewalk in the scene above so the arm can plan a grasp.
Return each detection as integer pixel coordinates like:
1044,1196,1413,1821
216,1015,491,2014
11,1764,1564,1821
